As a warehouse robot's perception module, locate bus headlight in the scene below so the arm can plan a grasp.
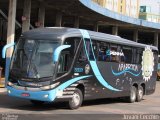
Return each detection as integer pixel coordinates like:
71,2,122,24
40,82,60,90
50,82,60,88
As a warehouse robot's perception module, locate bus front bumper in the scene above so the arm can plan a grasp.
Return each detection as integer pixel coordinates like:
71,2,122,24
7,86,57,102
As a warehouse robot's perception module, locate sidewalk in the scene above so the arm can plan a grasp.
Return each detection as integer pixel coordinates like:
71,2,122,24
0,88,7,93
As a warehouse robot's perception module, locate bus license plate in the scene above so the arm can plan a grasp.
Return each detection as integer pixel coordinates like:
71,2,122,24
21,93,30,97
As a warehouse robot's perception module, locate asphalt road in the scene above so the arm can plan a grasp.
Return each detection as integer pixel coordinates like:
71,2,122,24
0,82,160,120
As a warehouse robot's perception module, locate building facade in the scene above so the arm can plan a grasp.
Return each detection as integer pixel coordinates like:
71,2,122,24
139,6,160,23
92,0,139,18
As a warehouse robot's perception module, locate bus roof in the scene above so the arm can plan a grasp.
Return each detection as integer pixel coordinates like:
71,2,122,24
22,27,158,50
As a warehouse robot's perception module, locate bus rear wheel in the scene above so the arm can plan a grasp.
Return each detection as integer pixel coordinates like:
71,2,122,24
68,88,83,110
30,100,45,106
128,86,137,103
136,86,144,102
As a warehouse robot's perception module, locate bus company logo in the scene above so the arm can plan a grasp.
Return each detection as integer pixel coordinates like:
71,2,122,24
106,49,124,56
142,46,154,81
112,64,141,77
85,64,90,74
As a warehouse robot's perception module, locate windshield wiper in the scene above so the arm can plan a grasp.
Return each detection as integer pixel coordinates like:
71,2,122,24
27,41,40,79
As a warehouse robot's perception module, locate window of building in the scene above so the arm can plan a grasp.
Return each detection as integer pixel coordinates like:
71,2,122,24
120,6,123,13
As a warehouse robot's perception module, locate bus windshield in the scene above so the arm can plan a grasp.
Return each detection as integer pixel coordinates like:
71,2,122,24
10,39,60,79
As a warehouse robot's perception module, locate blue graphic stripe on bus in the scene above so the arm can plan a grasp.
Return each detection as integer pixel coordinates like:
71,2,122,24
2,42,15,58
87,32,96,60
82,36,89,60
80,29,121,92
53,45,71,62
111,67,141,77
57,75,92,91
79,29,90,38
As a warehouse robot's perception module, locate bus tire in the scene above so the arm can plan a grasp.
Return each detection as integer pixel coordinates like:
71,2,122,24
128,86,137,103
30,100,45,106
136,86,144,102
68,88,83,110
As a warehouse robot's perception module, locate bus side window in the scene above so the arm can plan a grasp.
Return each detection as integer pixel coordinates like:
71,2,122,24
98,42,110,62
110,44,120,63
132,48,137,64
122,46,132,63
83,38,97,61
78,47,87,62
58,51,70,73
58,37,80,73
135,48,143,64
92,40,98,60
153,50,158,67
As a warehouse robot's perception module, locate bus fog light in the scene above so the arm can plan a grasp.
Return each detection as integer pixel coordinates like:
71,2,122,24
44,94,49,98
56,89,63,97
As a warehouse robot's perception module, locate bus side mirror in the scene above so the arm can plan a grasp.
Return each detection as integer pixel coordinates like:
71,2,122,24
158,63,160,70
53,45,71,63
2,42,15,58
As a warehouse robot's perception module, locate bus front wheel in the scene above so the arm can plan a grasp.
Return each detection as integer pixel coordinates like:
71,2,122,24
136,86,144,102
128,86,137,103
68,88,83,110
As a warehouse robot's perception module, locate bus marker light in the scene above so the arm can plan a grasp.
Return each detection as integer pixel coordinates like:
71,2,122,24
74,73,79,76
56,89,63,97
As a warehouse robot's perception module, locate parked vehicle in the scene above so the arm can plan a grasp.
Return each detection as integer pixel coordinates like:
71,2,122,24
2,28,158,109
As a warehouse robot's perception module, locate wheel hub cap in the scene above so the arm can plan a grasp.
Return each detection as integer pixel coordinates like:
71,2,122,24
72,93,80,106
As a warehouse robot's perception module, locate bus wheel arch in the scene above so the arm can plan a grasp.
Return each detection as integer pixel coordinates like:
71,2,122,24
76,84,85,98
141,83,146,95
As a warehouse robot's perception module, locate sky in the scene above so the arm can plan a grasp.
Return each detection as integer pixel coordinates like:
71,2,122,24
140,0,160,14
